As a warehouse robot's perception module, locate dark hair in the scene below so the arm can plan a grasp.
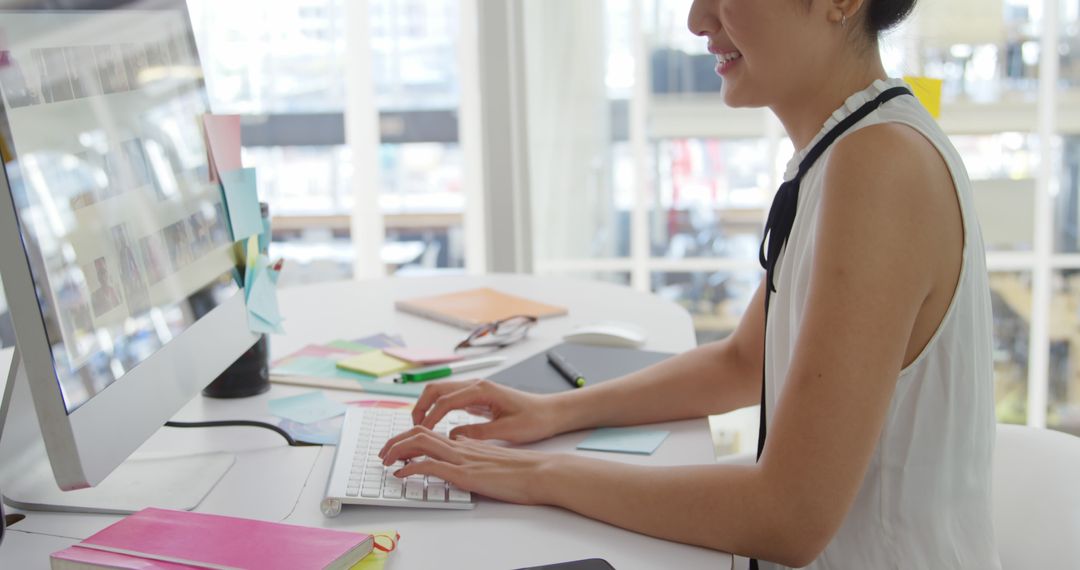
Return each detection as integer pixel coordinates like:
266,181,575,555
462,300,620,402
866,0,917,35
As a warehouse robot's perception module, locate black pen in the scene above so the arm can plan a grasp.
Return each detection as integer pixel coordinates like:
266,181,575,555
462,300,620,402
546,350,586,388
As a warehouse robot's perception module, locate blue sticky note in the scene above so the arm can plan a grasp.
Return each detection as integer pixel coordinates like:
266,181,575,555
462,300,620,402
220,168,262,242
247,265,281,324
576,427,670,455
268,391,347,424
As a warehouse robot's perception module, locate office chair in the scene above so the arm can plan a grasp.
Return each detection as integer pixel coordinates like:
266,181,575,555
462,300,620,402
993,423,1080,569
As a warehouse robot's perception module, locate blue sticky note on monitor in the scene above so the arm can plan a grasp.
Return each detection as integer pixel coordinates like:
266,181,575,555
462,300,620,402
219,168,262,242
268,391,347,424
576,427,670,455
247,265,282,324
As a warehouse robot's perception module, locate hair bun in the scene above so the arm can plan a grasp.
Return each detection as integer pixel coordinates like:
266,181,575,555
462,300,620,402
867,0,917,34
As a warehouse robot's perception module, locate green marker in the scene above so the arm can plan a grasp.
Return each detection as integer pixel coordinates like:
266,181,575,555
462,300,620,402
397,357,505,383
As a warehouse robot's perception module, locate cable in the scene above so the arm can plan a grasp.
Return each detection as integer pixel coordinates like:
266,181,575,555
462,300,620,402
164,420,319,447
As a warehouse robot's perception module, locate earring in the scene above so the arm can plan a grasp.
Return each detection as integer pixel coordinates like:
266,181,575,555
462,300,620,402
841,14,848,28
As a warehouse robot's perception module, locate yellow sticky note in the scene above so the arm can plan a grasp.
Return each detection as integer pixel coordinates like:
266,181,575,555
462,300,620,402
903,76,943,119
337,351,411,377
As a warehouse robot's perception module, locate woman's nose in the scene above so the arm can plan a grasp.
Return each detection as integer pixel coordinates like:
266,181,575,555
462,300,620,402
687,0,720,37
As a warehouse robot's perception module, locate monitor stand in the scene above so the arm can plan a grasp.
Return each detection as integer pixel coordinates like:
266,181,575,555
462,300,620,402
0,349,235,514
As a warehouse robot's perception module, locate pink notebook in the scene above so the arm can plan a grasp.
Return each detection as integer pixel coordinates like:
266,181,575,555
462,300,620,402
50,508,373,570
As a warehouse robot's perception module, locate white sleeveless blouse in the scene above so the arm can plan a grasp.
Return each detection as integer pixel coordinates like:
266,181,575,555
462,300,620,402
762,79,1001,569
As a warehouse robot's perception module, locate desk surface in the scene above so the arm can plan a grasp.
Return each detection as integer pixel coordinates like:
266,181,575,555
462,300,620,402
1,274,733,569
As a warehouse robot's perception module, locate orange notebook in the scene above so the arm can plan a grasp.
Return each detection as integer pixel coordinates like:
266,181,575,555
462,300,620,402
395,287,567,329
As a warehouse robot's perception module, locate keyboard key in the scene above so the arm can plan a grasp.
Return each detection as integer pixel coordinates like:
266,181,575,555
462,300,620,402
448,486,471,503
361,486,381,498
426,482,447,502
346,486,360,497
427,475,444,484
405,480,425,500
383,482,403,499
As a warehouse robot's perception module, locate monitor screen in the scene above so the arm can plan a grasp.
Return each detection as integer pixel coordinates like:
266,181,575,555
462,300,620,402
0,4,239,414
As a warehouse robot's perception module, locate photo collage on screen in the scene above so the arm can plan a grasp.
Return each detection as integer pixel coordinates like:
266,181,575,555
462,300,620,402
0,27,236,373
0,34,196,109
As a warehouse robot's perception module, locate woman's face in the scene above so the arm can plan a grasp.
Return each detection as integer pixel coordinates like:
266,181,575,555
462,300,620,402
688,0,840,109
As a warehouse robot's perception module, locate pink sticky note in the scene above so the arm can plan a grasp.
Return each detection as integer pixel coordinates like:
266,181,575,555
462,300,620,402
270,345,358,367
202,114,242,183
383,347,464,366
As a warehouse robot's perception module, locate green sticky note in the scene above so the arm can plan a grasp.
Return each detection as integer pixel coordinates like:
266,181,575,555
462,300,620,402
337,351,412,377
327,340,375,353
576,427,670,455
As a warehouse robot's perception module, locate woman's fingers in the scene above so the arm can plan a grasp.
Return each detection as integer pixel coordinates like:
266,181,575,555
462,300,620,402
380,428,465,466
419,381,493,430
392,457,464,484
412,381,475,425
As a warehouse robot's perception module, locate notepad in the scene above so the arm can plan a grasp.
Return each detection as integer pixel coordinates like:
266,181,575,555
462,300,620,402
576,427,670,455
395,287,567,329
337,351,412,377
49,507,373,570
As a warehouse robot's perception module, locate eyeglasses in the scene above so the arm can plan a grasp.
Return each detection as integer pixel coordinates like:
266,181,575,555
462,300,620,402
454,315,538,353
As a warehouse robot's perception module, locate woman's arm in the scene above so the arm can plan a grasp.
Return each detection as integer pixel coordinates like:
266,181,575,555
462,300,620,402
386,123,958,565
551,281,767,432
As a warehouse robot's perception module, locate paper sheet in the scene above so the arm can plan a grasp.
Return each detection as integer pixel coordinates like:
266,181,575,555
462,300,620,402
268,391,347,424
576,427,670,455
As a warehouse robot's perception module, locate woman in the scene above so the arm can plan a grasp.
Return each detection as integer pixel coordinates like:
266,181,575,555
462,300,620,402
380,0,1001,567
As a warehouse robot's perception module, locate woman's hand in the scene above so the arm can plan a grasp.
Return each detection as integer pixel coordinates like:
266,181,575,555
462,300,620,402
377,426,560,505
404,378,564,444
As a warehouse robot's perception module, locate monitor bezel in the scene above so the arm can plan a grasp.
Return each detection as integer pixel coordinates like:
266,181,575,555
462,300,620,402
0,1,259,490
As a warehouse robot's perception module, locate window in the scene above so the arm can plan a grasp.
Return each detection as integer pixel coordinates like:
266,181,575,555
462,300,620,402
188,0,465,286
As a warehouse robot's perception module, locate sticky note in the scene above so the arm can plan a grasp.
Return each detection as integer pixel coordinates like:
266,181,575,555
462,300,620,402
383,347,463,366
273,356,376,381
268,391,346,424
327,340,375,353
354,334,406,349
248,266,282,324
903,76,943,119
576,427,670,455
277,417,343,446
220,168,262,242
271,345,358,366
337,351,412,377
203,114,242,183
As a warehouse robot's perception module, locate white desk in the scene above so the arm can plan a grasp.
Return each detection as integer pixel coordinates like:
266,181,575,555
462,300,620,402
1,274,733,569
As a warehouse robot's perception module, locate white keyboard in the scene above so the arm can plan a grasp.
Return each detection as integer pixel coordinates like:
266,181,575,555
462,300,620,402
321,406,480,517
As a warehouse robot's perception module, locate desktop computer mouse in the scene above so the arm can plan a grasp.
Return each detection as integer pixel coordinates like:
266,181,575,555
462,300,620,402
563,322,647,348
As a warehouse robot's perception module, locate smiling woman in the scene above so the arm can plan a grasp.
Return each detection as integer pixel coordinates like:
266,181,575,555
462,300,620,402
377,1,1001,568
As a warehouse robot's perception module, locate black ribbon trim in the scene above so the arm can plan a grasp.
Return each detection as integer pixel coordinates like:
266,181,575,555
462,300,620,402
749,85,912,570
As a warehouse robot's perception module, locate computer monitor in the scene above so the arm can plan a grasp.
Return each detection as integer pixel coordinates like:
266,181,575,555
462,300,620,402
0,0,256,503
